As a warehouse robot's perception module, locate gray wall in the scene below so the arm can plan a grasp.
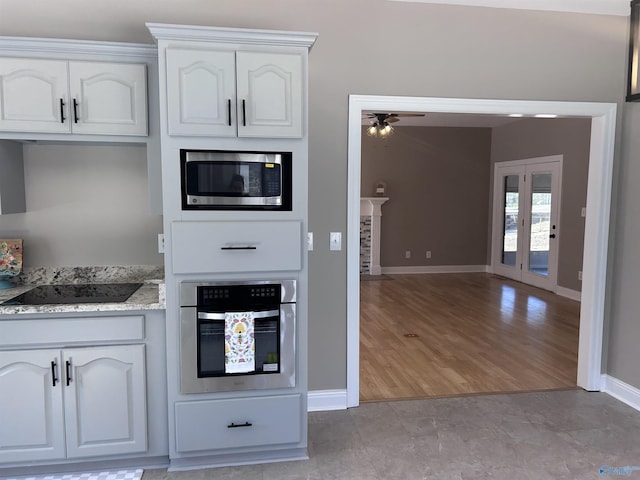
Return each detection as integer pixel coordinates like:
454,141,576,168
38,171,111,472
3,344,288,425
1,0,638,391
361,126,491,268
491,118,592,292
0,144,163,267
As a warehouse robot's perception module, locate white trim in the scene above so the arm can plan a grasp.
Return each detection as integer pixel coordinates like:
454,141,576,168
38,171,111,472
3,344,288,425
556,286,581,302
0,36,157,59
307,389,348,411
387,0,630,16
146,23,318,49
381,265,489,274
347,95,616,408
601,375,640,412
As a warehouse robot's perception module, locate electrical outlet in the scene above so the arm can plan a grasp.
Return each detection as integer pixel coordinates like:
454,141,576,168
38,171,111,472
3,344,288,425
405,250,411,259
578,270,583,281
426,250,432,259
307,232,314,251
158,233,165,253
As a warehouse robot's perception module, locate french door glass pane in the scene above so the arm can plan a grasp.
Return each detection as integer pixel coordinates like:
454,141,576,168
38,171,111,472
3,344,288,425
529,173,551,276
502,175,519,267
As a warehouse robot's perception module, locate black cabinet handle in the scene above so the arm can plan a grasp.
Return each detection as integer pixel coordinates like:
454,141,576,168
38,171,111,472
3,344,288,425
65,360,72,386
221,246,257,250
51,360,58,387
227,422,252,429
227,99,232,126
242,99,246,126
59,99,66,123
72,99,79,124
549,234,556,239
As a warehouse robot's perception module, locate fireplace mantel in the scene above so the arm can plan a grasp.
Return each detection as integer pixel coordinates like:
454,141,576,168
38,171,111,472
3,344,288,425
360,197,388,276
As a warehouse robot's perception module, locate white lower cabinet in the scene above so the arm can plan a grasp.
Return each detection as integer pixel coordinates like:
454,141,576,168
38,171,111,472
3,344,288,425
0,344,147,463
174,394,302,453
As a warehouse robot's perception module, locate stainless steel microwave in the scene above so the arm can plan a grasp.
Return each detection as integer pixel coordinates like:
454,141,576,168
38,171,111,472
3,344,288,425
180,150,292,210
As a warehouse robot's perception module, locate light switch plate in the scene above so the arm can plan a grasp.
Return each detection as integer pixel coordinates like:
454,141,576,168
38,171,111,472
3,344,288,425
307,232,314,251
158,233,165,253
330,232,342,251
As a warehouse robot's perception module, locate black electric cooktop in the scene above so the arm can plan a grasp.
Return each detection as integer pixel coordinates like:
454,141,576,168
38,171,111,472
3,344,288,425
2,283,142,306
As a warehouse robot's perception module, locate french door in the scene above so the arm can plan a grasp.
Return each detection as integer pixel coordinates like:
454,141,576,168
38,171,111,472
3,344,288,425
492,156,562,291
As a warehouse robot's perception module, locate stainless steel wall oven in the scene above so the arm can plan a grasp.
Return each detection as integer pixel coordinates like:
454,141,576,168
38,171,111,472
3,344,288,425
179,280,296,393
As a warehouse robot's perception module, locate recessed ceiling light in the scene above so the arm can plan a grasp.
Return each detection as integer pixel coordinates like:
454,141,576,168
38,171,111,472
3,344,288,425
534,114,558,118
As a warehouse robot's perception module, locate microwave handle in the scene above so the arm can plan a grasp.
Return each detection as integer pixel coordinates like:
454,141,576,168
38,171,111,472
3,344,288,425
198,309,279,320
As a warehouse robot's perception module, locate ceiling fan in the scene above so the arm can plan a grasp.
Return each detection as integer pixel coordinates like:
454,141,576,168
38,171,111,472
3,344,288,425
363,112,425,137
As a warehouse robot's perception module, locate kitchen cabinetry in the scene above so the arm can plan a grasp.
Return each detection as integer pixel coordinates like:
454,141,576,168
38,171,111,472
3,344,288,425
0,345,146,463
166,47,303,138
0,58,147,136
171,220,302,274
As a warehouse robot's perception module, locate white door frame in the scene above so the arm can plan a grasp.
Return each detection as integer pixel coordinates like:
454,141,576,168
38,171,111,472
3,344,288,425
347,94,616,408
491,155,563,292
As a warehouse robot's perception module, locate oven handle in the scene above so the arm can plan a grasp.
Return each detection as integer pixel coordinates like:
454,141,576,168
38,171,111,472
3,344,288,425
197,309,279,320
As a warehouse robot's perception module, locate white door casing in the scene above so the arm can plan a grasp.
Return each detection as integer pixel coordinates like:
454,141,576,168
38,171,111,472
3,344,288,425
347,95,616,408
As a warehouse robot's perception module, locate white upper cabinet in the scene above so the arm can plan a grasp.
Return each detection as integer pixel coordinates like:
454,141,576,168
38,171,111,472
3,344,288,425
68,62,147,136
236,51,302,138
0,58,69,134
166,47,303,138
166,48,236,137
0,58,147,136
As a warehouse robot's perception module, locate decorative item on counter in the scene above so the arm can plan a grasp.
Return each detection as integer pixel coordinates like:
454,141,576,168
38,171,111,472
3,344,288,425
0,238,22,290
375,181,387,196
224,311,256,374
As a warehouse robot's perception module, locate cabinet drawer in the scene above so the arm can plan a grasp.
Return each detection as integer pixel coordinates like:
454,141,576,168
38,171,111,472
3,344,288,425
171,221,301,274
175,394,302,452
0,315,144,347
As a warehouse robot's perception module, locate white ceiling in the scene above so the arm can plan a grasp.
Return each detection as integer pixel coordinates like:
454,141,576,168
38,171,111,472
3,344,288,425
387,0,629,16
361,111,523,128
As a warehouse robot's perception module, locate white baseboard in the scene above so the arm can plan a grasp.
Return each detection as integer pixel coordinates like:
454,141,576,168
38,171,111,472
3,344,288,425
381,265,489,275
307,389,348,411
601,374,640,412
556,286,581,301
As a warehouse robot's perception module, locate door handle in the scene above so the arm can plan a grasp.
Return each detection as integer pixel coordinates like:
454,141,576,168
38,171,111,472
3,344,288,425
65,359,72,386
51,360,58,387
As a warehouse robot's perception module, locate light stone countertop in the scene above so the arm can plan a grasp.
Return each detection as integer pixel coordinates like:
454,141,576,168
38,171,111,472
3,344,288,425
0,265,166,315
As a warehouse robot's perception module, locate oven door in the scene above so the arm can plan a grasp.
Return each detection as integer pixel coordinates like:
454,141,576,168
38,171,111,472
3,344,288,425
180,304,295,394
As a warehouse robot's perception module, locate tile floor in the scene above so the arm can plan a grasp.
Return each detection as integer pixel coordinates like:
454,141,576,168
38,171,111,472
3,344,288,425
142,390,640,479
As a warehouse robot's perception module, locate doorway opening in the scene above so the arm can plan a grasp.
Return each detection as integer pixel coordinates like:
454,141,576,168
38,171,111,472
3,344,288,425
347,95,616,408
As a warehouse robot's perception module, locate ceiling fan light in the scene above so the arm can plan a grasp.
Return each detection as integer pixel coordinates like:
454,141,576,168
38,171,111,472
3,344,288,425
367,124,379,136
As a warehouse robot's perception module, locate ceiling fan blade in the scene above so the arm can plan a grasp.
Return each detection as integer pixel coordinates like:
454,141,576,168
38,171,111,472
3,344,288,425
386,117,400,123
392,113,426,117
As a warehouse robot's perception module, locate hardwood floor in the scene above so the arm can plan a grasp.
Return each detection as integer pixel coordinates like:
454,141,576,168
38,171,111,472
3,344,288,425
359,273,580,402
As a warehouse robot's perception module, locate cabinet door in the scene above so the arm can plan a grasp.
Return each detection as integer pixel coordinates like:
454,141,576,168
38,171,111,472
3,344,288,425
236,51,303,138
0,349,65,463
166,48,236,136
63,345,147,458
0,58,70,133
68,61,148,136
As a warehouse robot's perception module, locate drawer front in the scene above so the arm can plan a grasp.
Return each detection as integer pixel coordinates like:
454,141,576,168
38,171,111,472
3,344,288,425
171,221,302,274
175,394,302,452
0,315,145,347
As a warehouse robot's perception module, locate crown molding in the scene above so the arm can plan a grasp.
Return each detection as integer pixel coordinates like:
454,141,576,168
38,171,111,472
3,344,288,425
146,23,318,50
0,36,157,60
388,0,629,16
